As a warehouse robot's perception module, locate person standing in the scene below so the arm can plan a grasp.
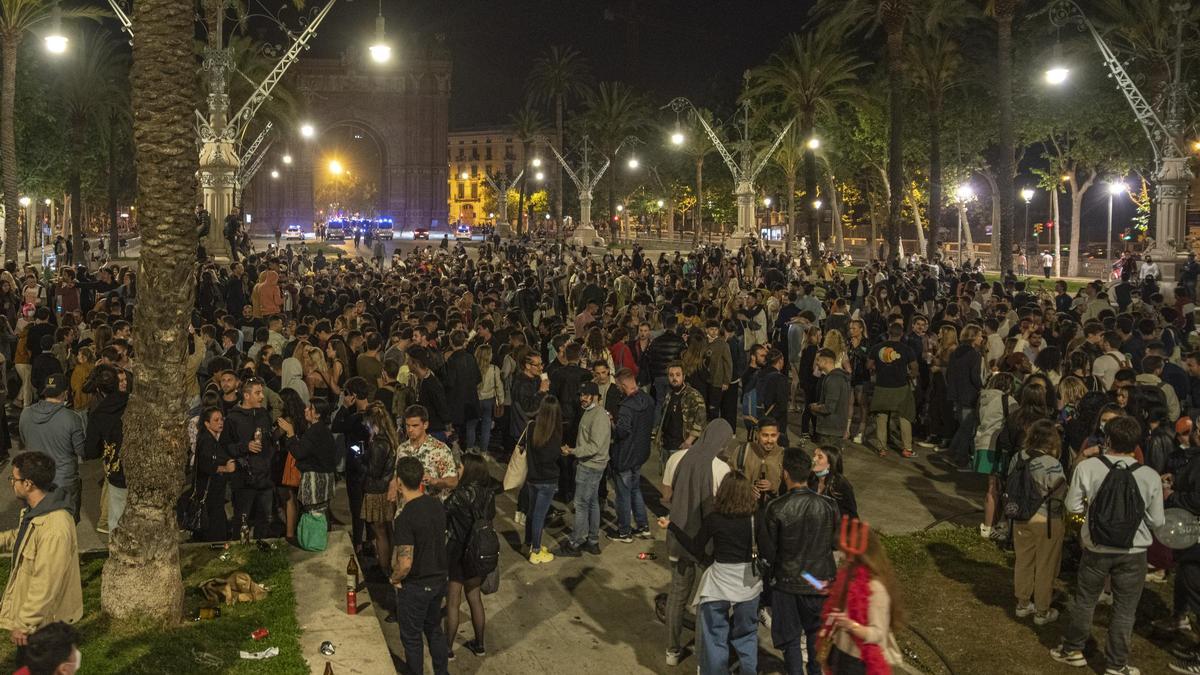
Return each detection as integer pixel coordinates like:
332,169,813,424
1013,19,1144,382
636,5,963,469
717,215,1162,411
443,454,494,660
83,366,128,533
1041,250,1054,279
442,330,482,451
193,407,235,542
0,452,82,645
608,368,655,543
18,374,84,522
1010,419,1067,627
755,349,791,447
391,456,450,675
655,363,706,471
224,206,242,262
809,348,850,447
523,397,562,565
555,382,611,557
762,448,839,675
1051,414,1165,675
225,379,277,539
704,320,733,421
867,322,918,459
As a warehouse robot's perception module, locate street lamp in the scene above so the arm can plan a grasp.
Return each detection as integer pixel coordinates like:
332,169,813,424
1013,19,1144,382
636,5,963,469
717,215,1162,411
534,171,545,181
18,197,30,208
1044,66,1070,85
300,123,316,139
806,137,821,151
271,170,280,179
282,154,293,165
531,158,542,168
1106,180,1127,265
955,184,975,267
762,197,771,207
616,204,624,212
44,3,67,54
328,159,344,175
627,157,640,169
656,199,665,208
813,199,822,210
368,0,392,64
670,131,685,146
460,171,469,180
1021,187,1035,253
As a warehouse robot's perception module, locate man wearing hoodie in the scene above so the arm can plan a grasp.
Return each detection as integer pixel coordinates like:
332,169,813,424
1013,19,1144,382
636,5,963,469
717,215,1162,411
18,374,84,522
0,452,82,645
555,382,612,557
225,379,277,539
608,368,655,544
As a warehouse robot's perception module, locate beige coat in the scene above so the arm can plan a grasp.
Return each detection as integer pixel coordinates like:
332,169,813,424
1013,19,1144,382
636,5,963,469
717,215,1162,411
0,503,82,632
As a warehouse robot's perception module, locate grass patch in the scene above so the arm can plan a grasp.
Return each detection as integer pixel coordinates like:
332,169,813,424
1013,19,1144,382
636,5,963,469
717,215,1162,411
0,543,305,674
884,527,1177,675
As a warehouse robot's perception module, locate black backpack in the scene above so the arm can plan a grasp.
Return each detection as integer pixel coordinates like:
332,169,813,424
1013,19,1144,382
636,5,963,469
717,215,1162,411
1003,453,1064,531
1087,455,1148,549
464,503,500,578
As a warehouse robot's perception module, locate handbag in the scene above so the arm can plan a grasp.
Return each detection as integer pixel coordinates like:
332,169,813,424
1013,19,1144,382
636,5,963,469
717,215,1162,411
281,452,301,488
299,471,333,507
481,561,500,595
502,426,529,491
297,510,328,552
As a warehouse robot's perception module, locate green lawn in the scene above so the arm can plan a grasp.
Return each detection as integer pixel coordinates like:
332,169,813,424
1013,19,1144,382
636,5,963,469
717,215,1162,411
886,527,1179,675
0,544,305,674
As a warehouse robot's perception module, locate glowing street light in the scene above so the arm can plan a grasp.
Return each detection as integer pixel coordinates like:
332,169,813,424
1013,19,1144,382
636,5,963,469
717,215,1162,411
300,123,316,139
670,131,685,146
806,137,821,151
328,159,344,175
656,199,665,208
531,157,542,168
762,197,772,207
44,4,67,54
18,197,30,208
627,157,640,169
1192,140,1200,153
534,171,545,181
368,0,392,63
813,199,822,210
1107,181,1128,196
282,154,293,165
955,184,975,202
1021,188,1035,203
459,171,469,180
271,170,280,179
616,204,624,213
43,199,51,206
1021,188,1035,249
1044,67,1070,85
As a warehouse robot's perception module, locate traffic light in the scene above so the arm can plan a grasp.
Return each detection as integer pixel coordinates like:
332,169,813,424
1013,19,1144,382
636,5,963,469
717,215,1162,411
1046,220,1054,230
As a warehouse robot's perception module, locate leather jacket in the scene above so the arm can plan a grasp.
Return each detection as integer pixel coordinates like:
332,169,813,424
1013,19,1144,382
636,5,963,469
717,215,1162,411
643,330,686,380
761,486,839,595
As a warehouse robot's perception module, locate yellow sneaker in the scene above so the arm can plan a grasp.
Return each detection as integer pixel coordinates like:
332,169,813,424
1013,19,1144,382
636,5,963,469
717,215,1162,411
539,546,555,563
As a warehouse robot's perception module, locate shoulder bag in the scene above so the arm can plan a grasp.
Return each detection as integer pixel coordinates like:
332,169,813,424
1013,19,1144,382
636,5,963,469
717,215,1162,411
502,425,530,491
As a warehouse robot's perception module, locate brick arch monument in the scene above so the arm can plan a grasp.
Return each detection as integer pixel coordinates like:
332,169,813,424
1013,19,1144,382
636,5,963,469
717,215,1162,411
247,48,450,234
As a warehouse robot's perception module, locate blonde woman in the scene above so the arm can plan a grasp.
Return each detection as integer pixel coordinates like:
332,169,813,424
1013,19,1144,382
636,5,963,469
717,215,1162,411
475,344,505,453
304,346,334,400
822,329,847,366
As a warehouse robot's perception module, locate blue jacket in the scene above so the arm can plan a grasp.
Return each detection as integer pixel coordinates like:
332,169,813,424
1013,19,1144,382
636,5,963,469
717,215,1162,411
611,389,654,472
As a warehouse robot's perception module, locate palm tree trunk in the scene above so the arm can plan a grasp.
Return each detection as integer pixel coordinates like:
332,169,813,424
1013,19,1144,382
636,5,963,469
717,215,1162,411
1,36,20,264
107,113,119,257
927,100,943,261
983,170,1001,268
69,118,86,264
996,5,1017,274
692,156,703,247
803,125,818,259
825,173,844,254
101,0,196,623
885,27,905,264
786,172,797,256
554,96,564,228
910,189,927,257
958,201,976,259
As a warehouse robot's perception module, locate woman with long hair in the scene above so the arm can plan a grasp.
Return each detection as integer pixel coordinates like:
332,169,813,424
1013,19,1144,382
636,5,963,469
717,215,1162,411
524,396,562,564
304,345,334,400
275,388,308,540
584,326,615,374
475,344,505,455
681,326,709,394
988,380,1055,539
659,472,763,675
822,529,904,674
362,402,400,573
846,320,870,442
798,324,824,434
973,372,1018,537
193,406,234,542
809,445,858,519
928,324,961,446
1010,419,1067,626
444,453,495,659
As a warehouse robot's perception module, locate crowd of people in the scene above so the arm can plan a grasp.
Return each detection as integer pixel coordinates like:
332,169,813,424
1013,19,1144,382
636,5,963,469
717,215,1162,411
0,225,1199,674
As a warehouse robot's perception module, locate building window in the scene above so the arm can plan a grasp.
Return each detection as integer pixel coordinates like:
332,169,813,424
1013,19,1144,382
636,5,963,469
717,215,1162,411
457,150,465,160
505,163,513,178
471,184,478,200
485,146,492,160
485,164,493,175
457,183,464,200
470,165,477,177
471,149,479,160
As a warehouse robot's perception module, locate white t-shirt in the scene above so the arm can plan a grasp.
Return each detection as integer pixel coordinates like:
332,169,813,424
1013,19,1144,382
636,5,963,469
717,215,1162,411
663,448,731,497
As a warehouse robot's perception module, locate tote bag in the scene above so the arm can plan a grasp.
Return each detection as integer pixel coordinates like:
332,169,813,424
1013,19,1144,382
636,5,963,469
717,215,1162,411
502,427,530,491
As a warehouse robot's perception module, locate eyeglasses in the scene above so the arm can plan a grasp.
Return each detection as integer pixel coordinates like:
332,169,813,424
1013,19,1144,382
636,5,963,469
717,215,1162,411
7,476,27,485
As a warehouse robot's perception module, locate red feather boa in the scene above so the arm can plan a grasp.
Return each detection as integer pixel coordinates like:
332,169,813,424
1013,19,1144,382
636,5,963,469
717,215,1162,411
819,564,891,675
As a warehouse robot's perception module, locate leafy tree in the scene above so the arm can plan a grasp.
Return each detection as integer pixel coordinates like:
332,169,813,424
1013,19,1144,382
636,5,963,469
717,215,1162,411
509,103,544,234
527,45,590,227
577,82,650,225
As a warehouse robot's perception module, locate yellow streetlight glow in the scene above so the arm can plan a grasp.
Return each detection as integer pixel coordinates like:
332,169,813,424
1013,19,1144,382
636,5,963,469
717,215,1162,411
670,131,685,146
460,171,469,180
282,154,293,165
44,35,68,54
18,197,30,207
300,124,316,139
328,159,344,175
627,157,639,169
1045,67,1070,85
43,199,51,206
806,137,821,150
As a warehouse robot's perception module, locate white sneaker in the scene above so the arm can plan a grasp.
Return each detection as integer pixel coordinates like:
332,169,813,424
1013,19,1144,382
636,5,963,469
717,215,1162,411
979,524,993,539
665,649,682,666
1104,665,1140,675
514,511,526,526
1034,608,1060,625
758,607,772,629
1015,602,1036,618
852,434,863,444
1098,591,1114,606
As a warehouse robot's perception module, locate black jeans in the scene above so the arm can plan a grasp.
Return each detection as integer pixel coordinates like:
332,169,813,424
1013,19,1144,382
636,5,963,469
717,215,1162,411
345,449,366,548
396,580,450,675
1176,559,1200,619
771,590,825,675
231,487,272,538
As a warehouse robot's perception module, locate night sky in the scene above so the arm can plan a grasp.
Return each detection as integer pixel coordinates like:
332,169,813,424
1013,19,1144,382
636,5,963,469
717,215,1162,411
311,0,816,128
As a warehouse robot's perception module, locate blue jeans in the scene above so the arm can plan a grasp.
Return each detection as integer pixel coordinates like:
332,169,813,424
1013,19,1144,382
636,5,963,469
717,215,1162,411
524,481,557,550
1062,550,1146,667
771,590,826,675
612,467,648,536
948,404,977,465
698,597,760,675
455,419,479,452
477,398,495,453
395,580,449,675
570,464,604,546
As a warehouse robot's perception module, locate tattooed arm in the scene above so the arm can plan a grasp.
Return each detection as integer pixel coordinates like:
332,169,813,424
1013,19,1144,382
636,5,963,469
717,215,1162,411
390,545,413,587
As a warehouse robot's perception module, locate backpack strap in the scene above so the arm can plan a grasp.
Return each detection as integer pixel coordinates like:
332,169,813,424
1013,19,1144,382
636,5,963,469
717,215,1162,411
736,443,749,474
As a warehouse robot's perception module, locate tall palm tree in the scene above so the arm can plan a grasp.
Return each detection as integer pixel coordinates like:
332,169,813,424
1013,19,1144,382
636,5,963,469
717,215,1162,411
527,45,590,228
58,28,127,264
579,82,649,225
990,0,1021,274
766,126,804,254
509,104,544,235
100,0,196,622
817,0,913,262
749,30,865,258
0,0,104,263
681,107,717,246
906,31,963,260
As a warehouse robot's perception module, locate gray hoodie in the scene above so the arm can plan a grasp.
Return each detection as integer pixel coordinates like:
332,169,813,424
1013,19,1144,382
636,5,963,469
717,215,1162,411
572,404,611,471
18,401,84,487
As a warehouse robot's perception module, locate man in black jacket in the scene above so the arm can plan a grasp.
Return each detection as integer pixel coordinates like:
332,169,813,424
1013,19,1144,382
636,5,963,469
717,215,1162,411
942,324,985,469
762,448,839,675
441,330,481,450
644,313,686,415
225,379,277,539
332,377,371,548
755,349,791,447
408,347,451,442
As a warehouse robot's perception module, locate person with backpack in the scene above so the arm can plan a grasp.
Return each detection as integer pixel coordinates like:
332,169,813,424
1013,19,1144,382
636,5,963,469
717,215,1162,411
989,379,1054,541
1008,419,1067,626
443,453,496,660
1051,414,1165,675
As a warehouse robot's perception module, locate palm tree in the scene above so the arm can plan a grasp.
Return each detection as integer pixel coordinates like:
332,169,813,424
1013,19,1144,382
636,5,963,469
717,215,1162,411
906,31,963,260
509,104,544,235
817,0,913,262
681,107,717,246
58,28,127,264
990,0,1021,274
766,126,804,254
0,0,104,263
579,82,649,227
527,45,590,228
100,0,196,622
749,30,865,258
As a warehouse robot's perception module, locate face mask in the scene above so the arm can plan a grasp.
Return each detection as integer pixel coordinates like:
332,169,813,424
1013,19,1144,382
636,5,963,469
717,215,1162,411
815,468,830,477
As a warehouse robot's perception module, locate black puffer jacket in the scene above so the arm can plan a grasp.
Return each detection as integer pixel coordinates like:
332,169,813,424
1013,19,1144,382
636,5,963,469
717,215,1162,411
363,436,396,494
643,330,686,380
225,405,277,490
761,487,840,595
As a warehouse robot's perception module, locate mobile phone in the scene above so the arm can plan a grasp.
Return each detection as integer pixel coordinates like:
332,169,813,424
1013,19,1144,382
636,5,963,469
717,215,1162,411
350,444,362,457
801,572,827,591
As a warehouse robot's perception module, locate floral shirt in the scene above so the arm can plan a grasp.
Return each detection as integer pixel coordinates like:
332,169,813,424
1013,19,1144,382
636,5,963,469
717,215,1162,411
396,435,457,500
